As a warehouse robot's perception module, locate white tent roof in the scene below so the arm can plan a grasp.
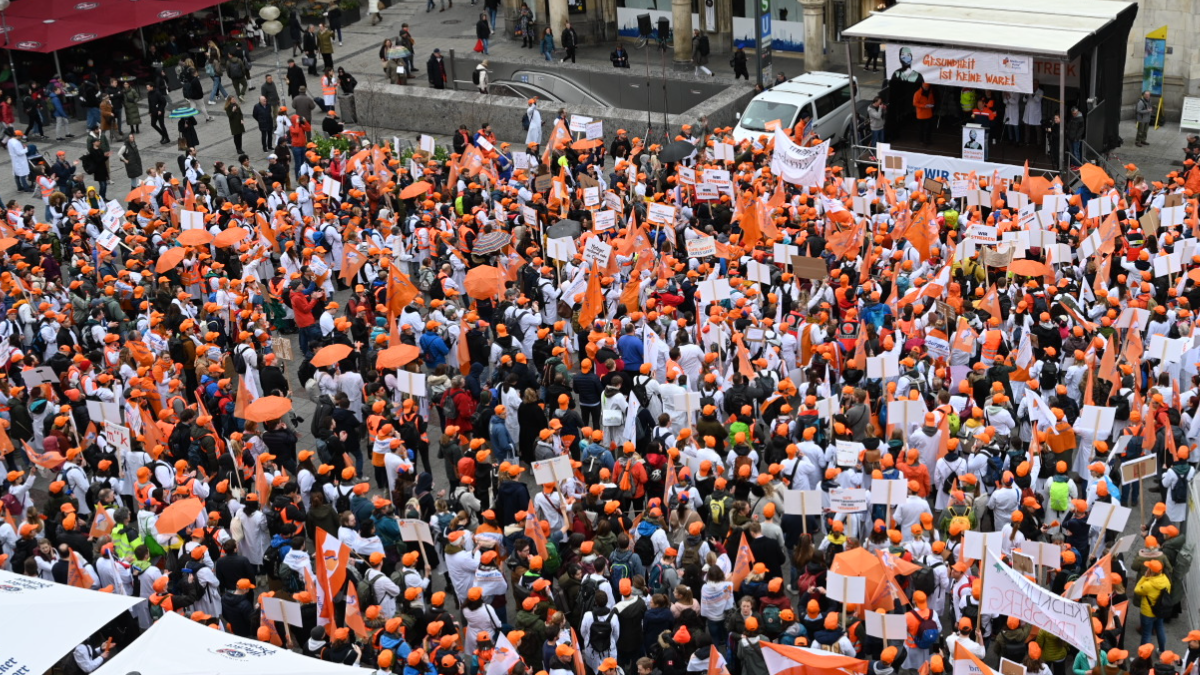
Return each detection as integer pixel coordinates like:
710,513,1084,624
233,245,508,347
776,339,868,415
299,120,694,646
842,0,1136,58
96,612,365,675
0,570,144,675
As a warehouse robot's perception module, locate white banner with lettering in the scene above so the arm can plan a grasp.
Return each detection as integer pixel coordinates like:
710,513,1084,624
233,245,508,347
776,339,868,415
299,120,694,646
877,144,1028,194
980,554,1096,662
886,45,1034,93
771,130,828,188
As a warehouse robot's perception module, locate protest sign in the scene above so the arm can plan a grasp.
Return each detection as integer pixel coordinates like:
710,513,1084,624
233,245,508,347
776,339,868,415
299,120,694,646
825,572,866,604
980,554,1095,660
1120,455,1155,485
532,455,573,484
582,238,613,267
647,202,676,225
783,490,822,516
687,237,717,258
1087,501,1131,532
104,424,132,454
865,612,907,640
870,479,907,506
963,531,1002,561
261,597,304,627
593,210,617,231
835,440,863,468
885,45,1034,93
828,488,869,513
398,519,435,546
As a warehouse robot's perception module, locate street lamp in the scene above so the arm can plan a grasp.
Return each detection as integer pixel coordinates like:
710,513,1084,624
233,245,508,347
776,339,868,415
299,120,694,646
259,6,283,81
0,0,20,118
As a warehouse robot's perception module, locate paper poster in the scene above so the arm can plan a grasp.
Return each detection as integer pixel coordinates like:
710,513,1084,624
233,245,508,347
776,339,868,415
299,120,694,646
694,183,720,200
592,210,617,232
585,121,604,140
687,237,717,258
582,238,613,268
886,44,1034,94
1120,454,1155,485
97,231,120,251
695,278,732,303
826,571,866,603
568,115,592,132
180,209,204,230
835,440,863,468
870,478,907,506
261,597,304,627
828,488,869,513
746,260,773,284
1087,501,1131,531
963,530,1002,560
547,237,577,262
104,423,132,454
395,371,427,397
22,366,58,386
86,401,121,426
865,611,907,640
782,490,822,516
321,176,341,200
420,134,436,154
647,202,676,225
1073,406,1116,440
981,554,1095,660
398,519,435,546
1011,551,1035,575
677,166,696,185
532,455,573,484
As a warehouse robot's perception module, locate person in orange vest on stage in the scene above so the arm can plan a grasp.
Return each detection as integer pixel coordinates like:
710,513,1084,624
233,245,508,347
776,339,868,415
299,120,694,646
914,83,936,145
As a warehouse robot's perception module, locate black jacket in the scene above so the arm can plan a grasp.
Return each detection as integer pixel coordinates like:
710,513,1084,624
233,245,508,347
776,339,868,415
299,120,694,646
148,89,168,116
214,553,256,591
252,103,273,129
476,19,491,40
572,372,603,406
221,590,258,637
562,28,577,48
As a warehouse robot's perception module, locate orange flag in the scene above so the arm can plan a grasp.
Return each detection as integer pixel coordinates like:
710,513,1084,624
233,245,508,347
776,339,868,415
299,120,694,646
951,318,979,355
569,627,587,675
344,580,371,638
579,268,604,328
954,642,996,675
457,319,472,376
937,411,950,460
739,198,763,246
621,277,642,314
729,532,755,591
234,376,253,420
67,552,94,589
255,454,270,501
89,506,115,538
23,440,64,470
907,202,937,261
1122,327,1144,365
140,408,167,452
826,221,863,260
1099,335,1119,388
980,284,1002,320
2,504,15,533
339,247,369,284
525,510,549,561
387,264,420,316
0,419,13,456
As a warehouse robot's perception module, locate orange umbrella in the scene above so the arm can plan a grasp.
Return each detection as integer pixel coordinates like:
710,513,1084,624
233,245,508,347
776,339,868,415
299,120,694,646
830,547,919,611
400,181,432,200
243,395,293,422
1009,259,1050,277
1189,268,1200,284
464,265,505,299
311,343,353,368
156,497,204,534
570,138,603,151
177,229,214,246
213,226,249,248
156,247,189,273
126,184,155,202
0,237,19,252
376,344,421,369
1079,164,1111,194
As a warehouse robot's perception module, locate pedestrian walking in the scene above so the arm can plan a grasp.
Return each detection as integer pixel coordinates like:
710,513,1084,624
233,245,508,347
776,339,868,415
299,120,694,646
206,42,231,104
6,131,30,193
691,30,712,77
253,95,274,152
561,22,577,63
337,68,358,122
122,81,142,134
541,28,555,61
476,13,492,54
318,23,336,71
146,82,170,144
475,60,490,94
731,47,749,80
427,49,448,89
226,97,246,156
517,4,534,48
227,53,249,100
118,133,142,190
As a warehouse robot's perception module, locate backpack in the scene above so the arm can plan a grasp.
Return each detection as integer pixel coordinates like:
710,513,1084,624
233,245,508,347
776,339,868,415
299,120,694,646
583,454,604,484
441,390,459,422
910,561,942,597
1113,394,1130,421
80,320,103,352
1048,478,1070,512
761,605,783,637
505,310,529,343
417,266,437,293
1,493,23,518
228,59,245,79
940,461,961,495
358,569,381,608
632,376,654,409
679,540,702,569
577,576,600,620
648,561,667,595
982,451,1004,488
588,610,614,652
609,557,632,597
334,485,353,513
472,68,481,85
204,62,216,77
455,391,477,420
1170,466,1189,503
633,531,656,567
909,609,940,649
521,112,531,130
706,494,731,534
232,344,252,375
311,395,335,437
278,560,306,592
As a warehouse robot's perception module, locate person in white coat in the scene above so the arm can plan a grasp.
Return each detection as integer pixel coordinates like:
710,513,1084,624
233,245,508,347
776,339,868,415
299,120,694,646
601,381,629,445
366,552,401,617
1160,449,1195,522
231,496,270,568
580,591,620,671
1022,82,1043,149
7,132,30,193
524,99,543,147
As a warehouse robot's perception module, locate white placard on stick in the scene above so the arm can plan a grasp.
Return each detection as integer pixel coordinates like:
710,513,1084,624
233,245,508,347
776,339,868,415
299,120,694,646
23,366,58,386
686,236,716,258
865,611,907,640
532,455,573,484
398,519,435,546
103,423,132,454
870,479,907,506
695,278,732,303
180,209,204,230
261,597,305,627
826,571,867,604
835,440,864,468
829,488,869,513
321,176,342,200
1073,406,1117,440
783,490,822,516
582,238,613,268
547,237,577,262
963,530,1002,561
593,210,617,231
1120,454,1156,485
1087,501,1131,532
86,401,121,426
395,371,427,397
647,202,676,225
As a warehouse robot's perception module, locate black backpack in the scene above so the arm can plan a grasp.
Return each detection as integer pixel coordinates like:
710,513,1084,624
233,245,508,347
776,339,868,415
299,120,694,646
311,395,335,437
472,68,481,85
228,59,245,79
588,609,614,652
576,575,600,621
633,531,656,567
334,485,353,513
232,344,253,375
505,309,529,343
1170,466,1190,502
910,561,941,597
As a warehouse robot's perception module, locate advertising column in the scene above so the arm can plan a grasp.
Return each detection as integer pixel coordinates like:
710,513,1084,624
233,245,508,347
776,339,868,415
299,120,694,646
754,0,772,86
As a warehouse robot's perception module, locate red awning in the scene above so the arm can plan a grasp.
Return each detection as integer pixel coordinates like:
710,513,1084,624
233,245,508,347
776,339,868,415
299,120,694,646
3,0,226,53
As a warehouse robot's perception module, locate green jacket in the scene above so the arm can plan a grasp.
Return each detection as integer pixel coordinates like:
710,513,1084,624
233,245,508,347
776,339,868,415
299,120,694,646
317,30,334,54
1035,629,1069,663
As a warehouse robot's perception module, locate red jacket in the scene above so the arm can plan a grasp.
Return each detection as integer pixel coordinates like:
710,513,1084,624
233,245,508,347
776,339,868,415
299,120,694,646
291,290,318,328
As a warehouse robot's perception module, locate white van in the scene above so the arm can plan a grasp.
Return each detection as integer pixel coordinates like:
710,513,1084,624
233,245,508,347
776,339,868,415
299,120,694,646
732,71,858,146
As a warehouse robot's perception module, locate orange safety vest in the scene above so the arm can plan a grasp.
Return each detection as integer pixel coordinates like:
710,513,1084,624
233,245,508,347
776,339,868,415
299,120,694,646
981,329,1003,363
322,77,337,98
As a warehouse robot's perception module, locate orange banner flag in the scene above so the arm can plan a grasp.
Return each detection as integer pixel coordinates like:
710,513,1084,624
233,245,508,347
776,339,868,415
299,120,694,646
0,419,13,456
140,408,167,452
578,268,603,328
255,454,270,501
729,532,755,591
89,506,115,538
458,319,472,376
524,509,549,561
23,440,64,470
339,247,369,284
344,580,371,638
980,284,1002,321
67,552,94,589
387,264,420,316
234,376,253,420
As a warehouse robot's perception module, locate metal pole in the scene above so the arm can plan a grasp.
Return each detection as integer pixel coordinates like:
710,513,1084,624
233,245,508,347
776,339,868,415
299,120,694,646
645,42,651,133
844,38,860,178
1,11,19,115
53,51,62,79
217,2,226,35
1058,63,1066,173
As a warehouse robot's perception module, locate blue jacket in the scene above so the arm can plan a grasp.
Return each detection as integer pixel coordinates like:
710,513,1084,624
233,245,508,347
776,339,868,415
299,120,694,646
572,372,604,406
404,662,436,675
617,334,645,371
489,415,514,456
581,441,614,470
419,331,449,367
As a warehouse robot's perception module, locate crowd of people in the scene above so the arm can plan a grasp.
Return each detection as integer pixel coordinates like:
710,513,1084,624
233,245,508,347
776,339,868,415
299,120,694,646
0,56,1197,675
